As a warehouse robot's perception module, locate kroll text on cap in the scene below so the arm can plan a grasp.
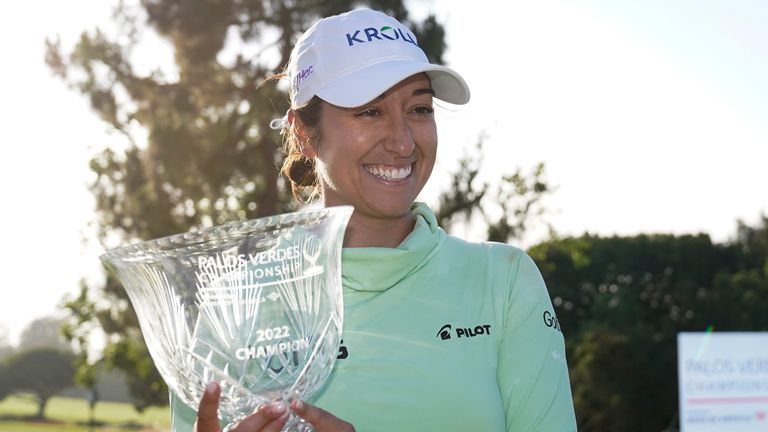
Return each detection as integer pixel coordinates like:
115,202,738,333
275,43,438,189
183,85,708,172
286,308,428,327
287,9,470,108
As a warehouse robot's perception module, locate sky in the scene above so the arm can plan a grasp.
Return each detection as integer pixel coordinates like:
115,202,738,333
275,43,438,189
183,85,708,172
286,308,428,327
0,0,766,345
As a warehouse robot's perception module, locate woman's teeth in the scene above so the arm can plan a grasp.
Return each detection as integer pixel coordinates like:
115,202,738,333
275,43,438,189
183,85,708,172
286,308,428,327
365,164,412,180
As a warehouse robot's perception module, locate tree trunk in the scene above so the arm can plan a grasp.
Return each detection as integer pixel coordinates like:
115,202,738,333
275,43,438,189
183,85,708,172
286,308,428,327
258,135,279,217
36,395,48,419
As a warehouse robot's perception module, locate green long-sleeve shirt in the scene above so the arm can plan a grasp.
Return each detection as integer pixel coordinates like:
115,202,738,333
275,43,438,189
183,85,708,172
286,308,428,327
171,202,576,431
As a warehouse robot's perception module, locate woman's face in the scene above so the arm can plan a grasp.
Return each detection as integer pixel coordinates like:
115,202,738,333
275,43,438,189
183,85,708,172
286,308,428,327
314,74,437,220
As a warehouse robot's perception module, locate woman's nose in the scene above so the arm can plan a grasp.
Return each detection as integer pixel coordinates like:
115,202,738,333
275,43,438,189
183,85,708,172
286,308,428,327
383,115,416,156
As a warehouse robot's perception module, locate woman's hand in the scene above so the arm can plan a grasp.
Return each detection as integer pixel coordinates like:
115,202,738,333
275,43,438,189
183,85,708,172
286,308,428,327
194,382,355,432
194,382,289,432
290,399,356,432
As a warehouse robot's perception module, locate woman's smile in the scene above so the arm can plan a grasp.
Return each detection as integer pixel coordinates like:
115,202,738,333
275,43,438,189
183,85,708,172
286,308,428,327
363,163,414,182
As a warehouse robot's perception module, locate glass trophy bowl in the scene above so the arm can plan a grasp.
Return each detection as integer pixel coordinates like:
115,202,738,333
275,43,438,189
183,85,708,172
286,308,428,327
100,206,353,430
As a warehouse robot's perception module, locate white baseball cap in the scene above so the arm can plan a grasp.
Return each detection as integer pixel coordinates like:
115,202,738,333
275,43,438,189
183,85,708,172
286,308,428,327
287,9,470,108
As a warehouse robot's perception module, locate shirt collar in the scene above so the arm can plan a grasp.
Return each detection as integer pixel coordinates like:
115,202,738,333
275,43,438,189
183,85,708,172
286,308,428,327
341,202,445,292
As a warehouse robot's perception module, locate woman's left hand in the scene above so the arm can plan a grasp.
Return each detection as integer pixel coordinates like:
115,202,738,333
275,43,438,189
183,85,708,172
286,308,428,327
290,399,356,432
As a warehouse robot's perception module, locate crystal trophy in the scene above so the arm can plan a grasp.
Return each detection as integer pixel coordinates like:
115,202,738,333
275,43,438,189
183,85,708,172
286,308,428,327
100,206,353,430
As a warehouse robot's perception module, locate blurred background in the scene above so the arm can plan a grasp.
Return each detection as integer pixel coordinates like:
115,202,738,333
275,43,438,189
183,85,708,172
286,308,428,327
0,0,766,431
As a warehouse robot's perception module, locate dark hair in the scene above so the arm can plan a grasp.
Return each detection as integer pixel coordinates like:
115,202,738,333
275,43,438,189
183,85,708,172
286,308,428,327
280,96,324,203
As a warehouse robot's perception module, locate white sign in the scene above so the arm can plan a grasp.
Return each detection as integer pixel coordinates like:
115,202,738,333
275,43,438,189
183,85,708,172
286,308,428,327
678,332,768,431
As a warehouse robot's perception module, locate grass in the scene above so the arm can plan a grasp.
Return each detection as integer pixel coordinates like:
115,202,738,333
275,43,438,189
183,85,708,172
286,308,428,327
0,394,171,432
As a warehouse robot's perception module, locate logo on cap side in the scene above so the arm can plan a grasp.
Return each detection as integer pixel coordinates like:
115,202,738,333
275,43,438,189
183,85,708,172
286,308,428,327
345,25,417,46
294,65,314,91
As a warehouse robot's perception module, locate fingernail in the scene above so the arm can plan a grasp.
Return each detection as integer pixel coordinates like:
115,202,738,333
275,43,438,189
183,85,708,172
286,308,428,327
206,381,218,395
291,399,305,411
271,402,287,415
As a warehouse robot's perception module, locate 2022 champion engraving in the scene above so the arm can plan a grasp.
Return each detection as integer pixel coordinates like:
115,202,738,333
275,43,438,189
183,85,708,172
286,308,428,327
101,206,352,431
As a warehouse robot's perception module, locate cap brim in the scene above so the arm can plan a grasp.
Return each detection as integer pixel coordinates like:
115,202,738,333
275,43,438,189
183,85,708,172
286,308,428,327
315,60,470,108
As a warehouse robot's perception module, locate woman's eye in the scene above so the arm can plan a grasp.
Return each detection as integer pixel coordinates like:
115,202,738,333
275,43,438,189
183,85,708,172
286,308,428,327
413,106,434,115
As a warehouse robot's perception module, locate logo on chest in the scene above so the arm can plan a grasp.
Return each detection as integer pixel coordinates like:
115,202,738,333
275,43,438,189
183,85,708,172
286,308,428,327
436,323,492,341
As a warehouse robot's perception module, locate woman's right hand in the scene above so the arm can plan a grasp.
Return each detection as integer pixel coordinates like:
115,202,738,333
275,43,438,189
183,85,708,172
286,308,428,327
194,382,290,432
193,382,355,432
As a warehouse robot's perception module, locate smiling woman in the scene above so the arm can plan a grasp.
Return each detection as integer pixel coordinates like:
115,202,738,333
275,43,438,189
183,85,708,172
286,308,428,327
306,74,439,248
172,8,577,432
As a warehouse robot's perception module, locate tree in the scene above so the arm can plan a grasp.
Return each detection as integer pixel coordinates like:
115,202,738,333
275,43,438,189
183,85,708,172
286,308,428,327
18,316,71,352
0,325,13,402
0,361,9,402
0,323,13,362
733,214,768,270
435,138,554,244
4,348,75,419
527,225,768,431
697,214,768,330
47,0,449,409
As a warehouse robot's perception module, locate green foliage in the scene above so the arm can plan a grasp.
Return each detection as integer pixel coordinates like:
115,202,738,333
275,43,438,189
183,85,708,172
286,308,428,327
0,325,12,366
4,349,76,419
485,161,551,243
102,335,166,413
435,138,554,243
47,0,449,411
734,214,768,269
528,218,768,431
435,139,487,230
0,364,9,402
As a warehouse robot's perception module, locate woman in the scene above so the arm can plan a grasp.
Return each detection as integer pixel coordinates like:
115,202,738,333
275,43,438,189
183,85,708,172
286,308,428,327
181,8,577,432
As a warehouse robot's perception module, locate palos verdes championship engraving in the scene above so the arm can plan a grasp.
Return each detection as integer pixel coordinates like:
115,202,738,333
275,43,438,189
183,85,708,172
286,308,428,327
101,206,353,431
